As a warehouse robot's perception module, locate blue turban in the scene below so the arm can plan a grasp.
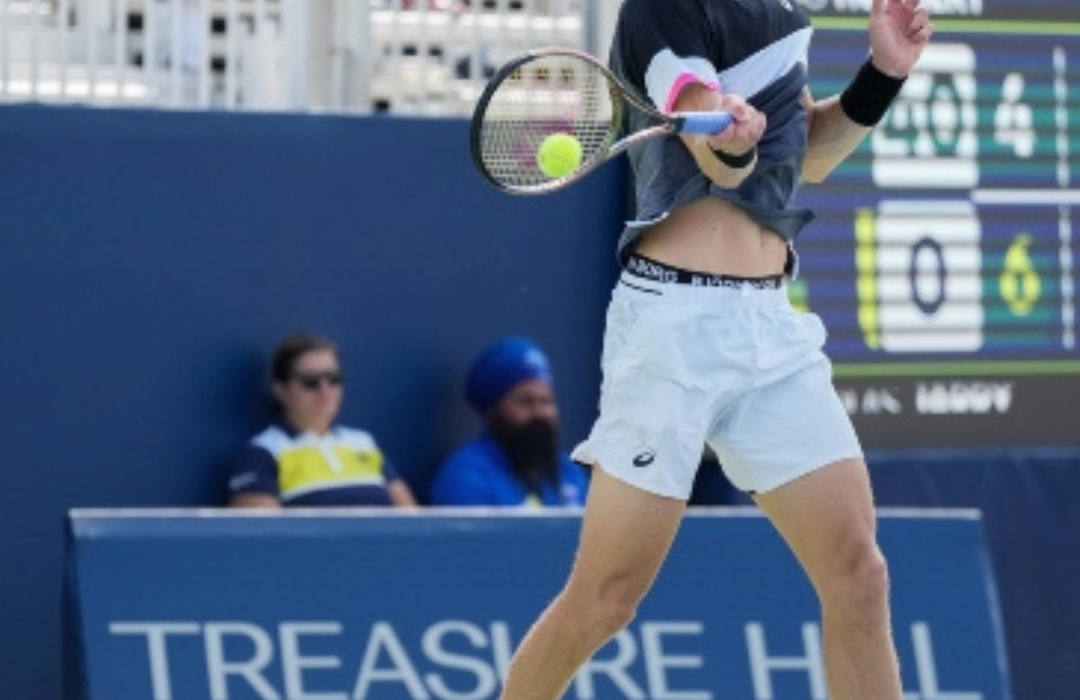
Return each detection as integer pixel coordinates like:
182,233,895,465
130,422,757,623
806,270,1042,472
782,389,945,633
465,336,553,414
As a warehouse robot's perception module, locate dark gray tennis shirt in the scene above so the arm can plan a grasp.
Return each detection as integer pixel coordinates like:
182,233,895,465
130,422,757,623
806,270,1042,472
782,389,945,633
609,0,816,265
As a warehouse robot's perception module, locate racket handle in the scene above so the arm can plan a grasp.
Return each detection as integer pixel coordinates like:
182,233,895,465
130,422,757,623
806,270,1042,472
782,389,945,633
673,111,734,135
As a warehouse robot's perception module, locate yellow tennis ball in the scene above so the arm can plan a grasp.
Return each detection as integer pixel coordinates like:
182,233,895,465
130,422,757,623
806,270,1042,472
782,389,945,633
537,133,582,178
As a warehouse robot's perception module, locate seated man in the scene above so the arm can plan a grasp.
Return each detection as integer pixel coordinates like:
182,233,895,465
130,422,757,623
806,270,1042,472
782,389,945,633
430,336,589,508
226,331,418,508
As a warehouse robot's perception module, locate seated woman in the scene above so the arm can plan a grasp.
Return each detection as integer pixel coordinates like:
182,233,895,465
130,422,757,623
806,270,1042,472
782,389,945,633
226,332,417,508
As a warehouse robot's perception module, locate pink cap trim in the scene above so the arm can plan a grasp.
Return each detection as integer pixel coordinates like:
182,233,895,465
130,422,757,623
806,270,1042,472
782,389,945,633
664,74,720,113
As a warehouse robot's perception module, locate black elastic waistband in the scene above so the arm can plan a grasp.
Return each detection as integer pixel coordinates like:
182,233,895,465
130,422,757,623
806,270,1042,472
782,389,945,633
624,255,785,290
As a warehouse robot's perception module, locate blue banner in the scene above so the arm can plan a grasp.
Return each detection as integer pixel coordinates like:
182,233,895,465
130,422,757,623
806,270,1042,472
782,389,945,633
67,510,1009,700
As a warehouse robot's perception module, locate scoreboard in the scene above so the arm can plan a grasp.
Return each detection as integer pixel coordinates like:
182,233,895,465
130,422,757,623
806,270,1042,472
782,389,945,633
799,0,1079,447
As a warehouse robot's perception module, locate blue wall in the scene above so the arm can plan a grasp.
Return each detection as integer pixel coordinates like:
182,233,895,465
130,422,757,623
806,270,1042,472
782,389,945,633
869,448,1080,700
0,105,623,699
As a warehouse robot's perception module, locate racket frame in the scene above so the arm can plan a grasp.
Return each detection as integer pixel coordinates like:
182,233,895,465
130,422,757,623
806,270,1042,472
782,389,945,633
470,47,732,195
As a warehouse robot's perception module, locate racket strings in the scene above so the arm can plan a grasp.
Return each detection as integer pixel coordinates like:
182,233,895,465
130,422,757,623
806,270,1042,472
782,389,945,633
475,55,620,190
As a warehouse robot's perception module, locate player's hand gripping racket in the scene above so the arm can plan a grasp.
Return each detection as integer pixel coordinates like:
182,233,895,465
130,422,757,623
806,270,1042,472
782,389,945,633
470,47,733,195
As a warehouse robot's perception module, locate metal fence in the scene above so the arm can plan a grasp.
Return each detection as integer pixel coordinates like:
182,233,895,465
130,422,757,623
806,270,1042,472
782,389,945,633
0,0,600,115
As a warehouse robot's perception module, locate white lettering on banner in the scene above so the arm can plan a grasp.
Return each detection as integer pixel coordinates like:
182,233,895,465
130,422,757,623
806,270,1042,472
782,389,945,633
106,619,982,700
489,622,514,683
744,621,982,700
204,622,281,700
915,382,1014,415
573,630,645,699
352,622,431,699
108,622,200,700
904,623,983,700
745,622,826,700
641,623,711,700
422,621,498,700
281,623,348,700
572,622,711,700
839,386,905,416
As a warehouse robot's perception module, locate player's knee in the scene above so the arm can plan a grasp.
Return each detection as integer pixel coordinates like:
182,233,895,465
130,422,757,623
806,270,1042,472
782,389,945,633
822,544,891,613
856,548,890,602
568,583,640,642
591,595,639,640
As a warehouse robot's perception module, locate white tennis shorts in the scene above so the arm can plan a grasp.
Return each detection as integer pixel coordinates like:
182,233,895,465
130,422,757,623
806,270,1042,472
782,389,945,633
572,268,862,498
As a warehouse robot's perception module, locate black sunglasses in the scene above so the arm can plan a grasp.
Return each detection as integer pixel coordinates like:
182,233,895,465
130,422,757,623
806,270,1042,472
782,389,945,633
291,370,343,390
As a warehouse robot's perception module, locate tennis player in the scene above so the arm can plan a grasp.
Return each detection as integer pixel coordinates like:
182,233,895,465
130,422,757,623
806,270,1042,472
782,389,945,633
497,0,933,699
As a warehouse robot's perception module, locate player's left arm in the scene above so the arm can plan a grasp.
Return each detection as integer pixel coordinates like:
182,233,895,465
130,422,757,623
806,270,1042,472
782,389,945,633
802,0,932,183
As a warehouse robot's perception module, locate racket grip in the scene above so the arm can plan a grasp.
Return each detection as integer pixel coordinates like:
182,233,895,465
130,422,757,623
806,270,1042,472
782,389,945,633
673,111,734,135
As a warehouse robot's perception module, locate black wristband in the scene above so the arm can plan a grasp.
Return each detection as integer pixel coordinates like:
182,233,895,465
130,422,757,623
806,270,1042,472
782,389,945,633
710,145,756,169
839,58,907,126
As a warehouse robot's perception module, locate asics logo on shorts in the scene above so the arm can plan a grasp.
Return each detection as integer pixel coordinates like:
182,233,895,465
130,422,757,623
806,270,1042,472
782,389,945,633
632,450,656,467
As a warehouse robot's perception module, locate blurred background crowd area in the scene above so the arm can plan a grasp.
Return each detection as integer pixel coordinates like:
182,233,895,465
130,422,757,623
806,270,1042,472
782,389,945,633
0,0,607,115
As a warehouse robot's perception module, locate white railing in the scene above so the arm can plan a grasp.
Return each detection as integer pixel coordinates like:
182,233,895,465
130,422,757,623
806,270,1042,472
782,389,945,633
0,0,603,116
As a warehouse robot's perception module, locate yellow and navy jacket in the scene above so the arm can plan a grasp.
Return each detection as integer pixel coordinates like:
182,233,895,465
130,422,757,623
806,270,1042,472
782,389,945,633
227,422,400,506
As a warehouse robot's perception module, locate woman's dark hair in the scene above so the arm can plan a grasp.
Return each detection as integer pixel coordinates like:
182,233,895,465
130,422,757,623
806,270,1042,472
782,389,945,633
270,332,338,383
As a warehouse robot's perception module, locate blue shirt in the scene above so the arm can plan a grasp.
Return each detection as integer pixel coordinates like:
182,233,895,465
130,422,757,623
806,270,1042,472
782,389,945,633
430,434,589,508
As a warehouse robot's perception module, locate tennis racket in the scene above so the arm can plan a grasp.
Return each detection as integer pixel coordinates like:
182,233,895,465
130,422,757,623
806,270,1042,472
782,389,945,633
470,47,733,195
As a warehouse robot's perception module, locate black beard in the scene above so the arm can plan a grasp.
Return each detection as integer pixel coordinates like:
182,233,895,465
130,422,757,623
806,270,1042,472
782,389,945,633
490,415,561,494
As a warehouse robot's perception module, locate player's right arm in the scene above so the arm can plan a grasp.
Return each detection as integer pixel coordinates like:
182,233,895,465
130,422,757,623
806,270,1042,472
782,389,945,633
613,0,763,189
673,83,765,190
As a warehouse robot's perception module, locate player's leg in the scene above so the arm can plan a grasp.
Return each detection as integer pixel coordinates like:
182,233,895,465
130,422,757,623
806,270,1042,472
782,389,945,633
498,275,705,699
710,340,901,700
754,457,901,700
498,467,686,700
